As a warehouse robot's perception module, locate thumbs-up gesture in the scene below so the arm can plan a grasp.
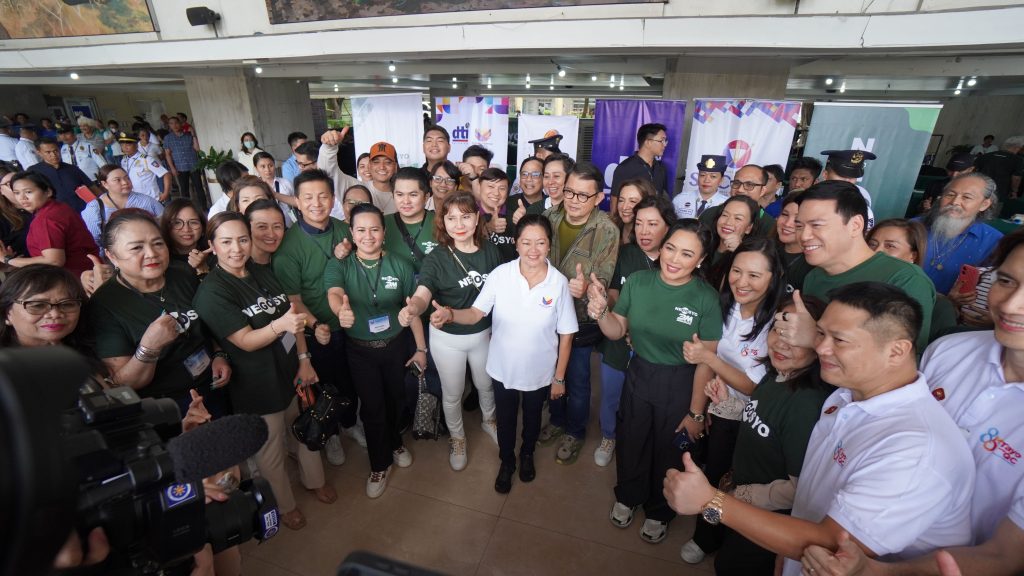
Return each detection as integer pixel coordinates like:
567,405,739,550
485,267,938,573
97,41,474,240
772,292,816,348
333,238,352,260
489,205,507,234
512,198,527,225
81,253,113,296
188,247,212,274
275,306,307,334
337,294,355,328
568,263,588,299
429,299,452,329
683,333,712,365
398,296,417,327
662,452,715,516
586,273,608,319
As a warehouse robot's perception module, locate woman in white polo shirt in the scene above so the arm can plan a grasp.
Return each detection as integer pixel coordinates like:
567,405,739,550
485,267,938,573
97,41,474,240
433,213,578,494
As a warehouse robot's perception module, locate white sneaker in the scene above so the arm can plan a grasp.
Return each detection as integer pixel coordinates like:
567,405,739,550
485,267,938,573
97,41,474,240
594,438,615,467
392,446,413,468
343,423,368,448
609,502,637,528
481,419,499,446
640,519,668,544
680,539,706,564
325,435,345,466
366,467,389,498
449,438,467,471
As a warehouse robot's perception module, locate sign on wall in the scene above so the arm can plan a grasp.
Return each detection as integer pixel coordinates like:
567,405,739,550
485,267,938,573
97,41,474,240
435,96,510,165
516,114,579,168
351,93,425,168
803,102,942,221
681,99,802,196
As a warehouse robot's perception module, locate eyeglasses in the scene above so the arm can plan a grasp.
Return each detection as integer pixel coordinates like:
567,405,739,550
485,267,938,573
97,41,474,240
432,176,457,186
17,299,83,315
730,180,765,192
171,219,202,230
564,188,600,202
647,137,669,145
297,160,317,169
520,171,542,180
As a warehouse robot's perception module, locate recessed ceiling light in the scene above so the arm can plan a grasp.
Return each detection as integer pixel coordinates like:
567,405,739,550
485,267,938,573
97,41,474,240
392,77,398,83
69,72,79,80
388,61,396,72
452,83,457,89
954,89,962,95
591,75,597,82
557,66,566,78
254,66,263,74
825,78,833,85
967,77,977,86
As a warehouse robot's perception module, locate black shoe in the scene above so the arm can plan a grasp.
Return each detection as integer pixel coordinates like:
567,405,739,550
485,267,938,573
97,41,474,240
494,462,515,494
519,453,536,483
462,387,479,412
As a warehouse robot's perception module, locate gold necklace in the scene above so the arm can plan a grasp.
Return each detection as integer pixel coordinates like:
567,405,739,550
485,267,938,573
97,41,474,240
355,254,380,269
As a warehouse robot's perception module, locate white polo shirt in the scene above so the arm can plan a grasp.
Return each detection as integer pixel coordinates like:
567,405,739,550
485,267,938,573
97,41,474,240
121,150,168,200
782,376,974,576
673,190,728,219
709,303,769,420
472,258,578,392
922,331,1024,542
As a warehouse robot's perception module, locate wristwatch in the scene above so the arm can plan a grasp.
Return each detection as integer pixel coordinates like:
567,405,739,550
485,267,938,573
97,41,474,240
553,377,565,386
701,490,726,525
688,410,706,423
416,347,428,354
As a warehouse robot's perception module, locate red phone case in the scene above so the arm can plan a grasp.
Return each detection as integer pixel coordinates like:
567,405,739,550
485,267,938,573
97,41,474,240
958,265,981,294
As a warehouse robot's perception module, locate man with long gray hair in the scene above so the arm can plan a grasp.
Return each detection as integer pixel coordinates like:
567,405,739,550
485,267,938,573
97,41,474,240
921,172,1003,293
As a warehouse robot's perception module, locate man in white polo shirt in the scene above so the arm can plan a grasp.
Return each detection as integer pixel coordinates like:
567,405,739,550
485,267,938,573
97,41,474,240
663,281,974,575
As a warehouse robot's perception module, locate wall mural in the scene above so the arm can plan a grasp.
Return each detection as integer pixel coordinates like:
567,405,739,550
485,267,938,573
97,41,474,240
265,0,662,24
0,0,155,39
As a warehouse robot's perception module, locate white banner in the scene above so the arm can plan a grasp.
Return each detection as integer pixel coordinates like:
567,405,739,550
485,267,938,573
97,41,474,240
681,99,802,196
516,114,579,167
351,92,424,167
435,96,510,165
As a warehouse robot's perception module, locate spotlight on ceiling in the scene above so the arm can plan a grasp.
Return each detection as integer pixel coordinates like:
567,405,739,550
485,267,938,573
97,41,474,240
954,89,962,95
967,77,977,86
452,83,458,89
591,75,597,82
839,81,846,93
388,61,396,72
392,77,398,83
825,78,833,85
69,72,79,80
254,66,263,74
557,66,566,78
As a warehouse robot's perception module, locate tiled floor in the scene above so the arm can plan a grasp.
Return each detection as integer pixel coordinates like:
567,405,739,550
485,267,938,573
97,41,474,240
240,356,715,576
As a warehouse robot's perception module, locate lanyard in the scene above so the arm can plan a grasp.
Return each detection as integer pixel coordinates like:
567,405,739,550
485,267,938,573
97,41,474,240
355,255,383,308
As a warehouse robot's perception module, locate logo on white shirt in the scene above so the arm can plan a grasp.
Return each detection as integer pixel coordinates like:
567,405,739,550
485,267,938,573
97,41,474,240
675,306,696,325
980,427,1020,465
832,441,848,468
540,296,554,307
383,275,400,290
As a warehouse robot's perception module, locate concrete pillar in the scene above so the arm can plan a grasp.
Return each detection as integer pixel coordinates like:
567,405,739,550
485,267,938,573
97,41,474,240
183,71,314,201
662,57,791,194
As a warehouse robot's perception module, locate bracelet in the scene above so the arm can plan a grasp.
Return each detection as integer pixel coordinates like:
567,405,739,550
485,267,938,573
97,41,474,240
553,377,565,386
596,306,608,321
213,351,231,363
269,319,281,337
297,352,312,361
134,347,159,364
416,347,428,354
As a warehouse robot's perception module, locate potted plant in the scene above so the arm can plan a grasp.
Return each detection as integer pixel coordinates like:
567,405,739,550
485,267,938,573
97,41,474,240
196,147,233,209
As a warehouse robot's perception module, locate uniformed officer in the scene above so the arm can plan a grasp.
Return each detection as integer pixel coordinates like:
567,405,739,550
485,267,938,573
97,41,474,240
673,154,729,219
57,124,107,181
119,132,170,202
528,132,564,161
821,149,877,228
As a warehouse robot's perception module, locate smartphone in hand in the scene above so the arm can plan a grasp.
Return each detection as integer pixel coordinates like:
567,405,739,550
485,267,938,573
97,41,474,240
957,265,981,294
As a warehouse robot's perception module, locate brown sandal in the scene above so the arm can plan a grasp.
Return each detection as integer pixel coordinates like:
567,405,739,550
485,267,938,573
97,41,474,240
281,508,306,530
311,484,337,504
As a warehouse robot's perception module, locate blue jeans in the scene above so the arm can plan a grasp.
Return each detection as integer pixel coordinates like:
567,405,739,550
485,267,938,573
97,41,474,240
549,345,593,439
599,357,626,440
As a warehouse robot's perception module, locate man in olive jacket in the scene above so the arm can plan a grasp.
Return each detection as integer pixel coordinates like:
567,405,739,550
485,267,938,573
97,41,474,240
540,161,620,465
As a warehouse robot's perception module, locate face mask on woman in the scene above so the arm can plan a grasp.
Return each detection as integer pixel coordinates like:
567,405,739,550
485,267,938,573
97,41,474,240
243,140,256,150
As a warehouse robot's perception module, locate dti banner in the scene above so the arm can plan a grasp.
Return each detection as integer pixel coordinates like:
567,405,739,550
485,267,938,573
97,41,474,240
351,92,425,167
591,99,687,193
804,102,942,221
682,99,802,196
516,114,579,167
435,96,510,165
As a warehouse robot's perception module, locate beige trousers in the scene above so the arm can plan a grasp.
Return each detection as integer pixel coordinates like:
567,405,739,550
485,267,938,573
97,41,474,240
253,396,325,513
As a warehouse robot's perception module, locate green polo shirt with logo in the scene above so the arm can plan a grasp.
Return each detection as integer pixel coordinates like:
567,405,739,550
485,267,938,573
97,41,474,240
383,211,438,273
599,243,657,371
323,254,415,341
272,218,350,331
418,242,503,335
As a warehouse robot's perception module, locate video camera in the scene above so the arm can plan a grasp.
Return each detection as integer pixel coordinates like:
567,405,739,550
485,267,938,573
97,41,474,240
0,347,279,576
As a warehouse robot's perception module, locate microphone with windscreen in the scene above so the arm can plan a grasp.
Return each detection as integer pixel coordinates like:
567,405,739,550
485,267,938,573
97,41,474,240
168,414,269,482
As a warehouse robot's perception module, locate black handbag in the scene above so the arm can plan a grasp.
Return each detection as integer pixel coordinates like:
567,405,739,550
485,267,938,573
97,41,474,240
291,382,351,451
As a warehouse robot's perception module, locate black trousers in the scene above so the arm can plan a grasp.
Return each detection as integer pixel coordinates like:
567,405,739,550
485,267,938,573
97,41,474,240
175,169,205,209
693,416,741,553
346,335,408,472
493,379,548,467
614,356,695,523
714,524,780,575
307,328,358,429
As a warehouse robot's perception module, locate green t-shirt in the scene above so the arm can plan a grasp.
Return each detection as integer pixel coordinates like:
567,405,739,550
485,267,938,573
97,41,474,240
599,243,657,370
484,209,517,263
613,270,723,366
193,263,297,415
383,211,438,273
930,294,958,345
558,218,585,263
272,218,350,331
803,252,936,351
780,248,814,293
323,253,415,341
732,374,833,486
417,242,503,335
88,262,211,400
699,204,776,238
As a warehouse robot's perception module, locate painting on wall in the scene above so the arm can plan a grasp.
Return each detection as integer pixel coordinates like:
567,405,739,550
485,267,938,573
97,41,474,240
63,97,100,124
0,0,155,39
265,0,662,24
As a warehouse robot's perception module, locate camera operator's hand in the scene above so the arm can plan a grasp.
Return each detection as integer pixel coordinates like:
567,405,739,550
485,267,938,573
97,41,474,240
140,312,180,351
191,544,215,576
182,389,211,433
54,527,109,569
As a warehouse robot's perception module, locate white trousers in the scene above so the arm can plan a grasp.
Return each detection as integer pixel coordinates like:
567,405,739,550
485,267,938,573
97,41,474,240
429,326,496,439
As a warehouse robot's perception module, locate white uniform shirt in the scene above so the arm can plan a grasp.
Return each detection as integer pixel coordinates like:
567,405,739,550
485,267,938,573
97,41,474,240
856,184,876,229
141,141,163,161
971,144,999,155
121,151,168,200
922,331,1024,542
673,190,728,219
708,303,769,420
61,139,107,180
15,137,39,169
103,129,122,157
782,376,974,576
0,133,17,162
472,259,579,391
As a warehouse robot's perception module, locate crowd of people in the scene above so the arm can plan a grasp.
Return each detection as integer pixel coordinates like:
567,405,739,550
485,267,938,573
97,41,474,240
2,107,1024,576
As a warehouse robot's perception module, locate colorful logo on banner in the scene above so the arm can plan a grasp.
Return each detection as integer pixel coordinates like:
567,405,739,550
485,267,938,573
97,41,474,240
436,97,510,165
682,99,802,197
591,99,687,202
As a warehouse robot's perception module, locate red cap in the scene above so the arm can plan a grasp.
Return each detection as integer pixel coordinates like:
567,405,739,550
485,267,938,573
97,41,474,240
369,141,397,163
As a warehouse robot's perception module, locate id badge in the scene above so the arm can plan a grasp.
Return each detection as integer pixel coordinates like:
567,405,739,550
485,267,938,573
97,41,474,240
280,331,296,353
183,348,211,379
368,315,391,334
